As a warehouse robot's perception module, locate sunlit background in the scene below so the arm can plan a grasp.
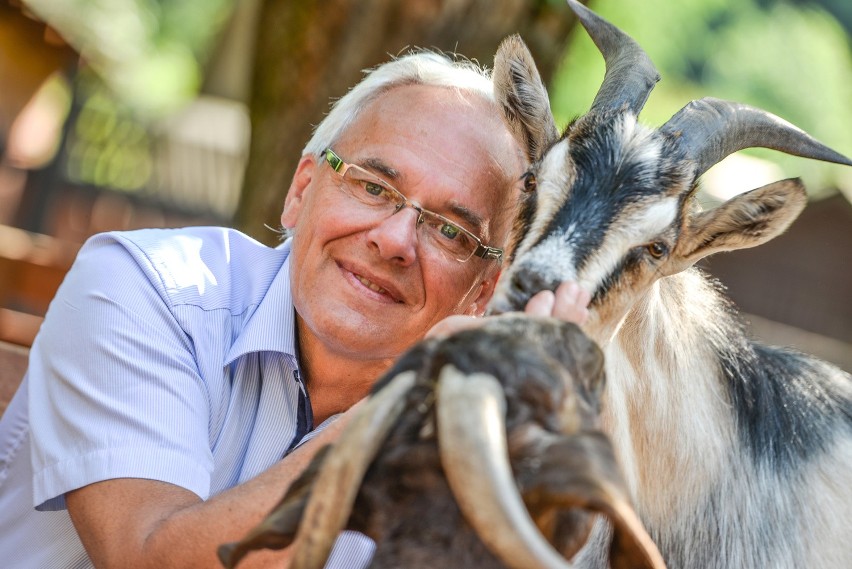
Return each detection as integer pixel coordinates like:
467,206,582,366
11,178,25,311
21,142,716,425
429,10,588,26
551,0,852,205
0,0,849,367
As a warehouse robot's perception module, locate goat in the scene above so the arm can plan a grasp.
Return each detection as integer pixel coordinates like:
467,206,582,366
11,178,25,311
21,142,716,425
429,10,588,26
218,315,666,569
486,1,852,568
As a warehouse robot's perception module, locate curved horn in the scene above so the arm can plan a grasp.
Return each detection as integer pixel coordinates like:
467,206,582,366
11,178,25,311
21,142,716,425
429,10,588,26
661,97,852,180
289,371,417,569
436,365,575,569
514,428,666,569
218,445,332,567
566,0,660,116
603,495,667,569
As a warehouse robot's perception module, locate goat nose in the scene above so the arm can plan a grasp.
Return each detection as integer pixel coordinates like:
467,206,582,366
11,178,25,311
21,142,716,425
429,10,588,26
508,270,556,310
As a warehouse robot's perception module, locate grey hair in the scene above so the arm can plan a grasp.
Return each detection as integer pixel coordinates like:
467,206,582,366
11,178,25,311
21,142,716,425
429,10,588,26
302,49,497,157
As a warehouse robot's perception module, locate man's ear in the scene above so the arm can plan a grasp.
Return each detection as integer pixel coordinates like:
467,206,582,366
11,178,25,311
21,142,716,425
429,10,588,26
281,154,318,229
463,269,503,316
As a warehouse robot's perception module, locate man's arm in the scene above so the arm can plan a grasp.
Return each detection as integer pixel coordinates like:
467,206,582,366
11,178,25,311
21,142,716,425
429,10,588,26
28,232,362,569
67,402,360,569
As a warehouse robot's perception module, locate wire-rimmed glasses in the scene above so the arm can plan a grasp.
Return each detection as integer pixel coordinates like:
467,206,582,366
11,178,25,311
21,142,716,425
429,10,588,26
323,148,503,263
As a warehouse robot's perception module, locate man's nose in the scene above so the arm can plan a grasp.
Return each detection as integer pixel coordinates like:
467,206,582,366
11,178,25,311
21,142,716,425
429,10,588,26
366,205,420,265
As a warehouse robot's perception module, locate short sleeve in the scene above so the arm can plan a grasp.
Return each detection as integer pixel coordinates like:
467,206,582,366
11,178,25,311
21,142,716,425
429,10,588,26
28,233,215,510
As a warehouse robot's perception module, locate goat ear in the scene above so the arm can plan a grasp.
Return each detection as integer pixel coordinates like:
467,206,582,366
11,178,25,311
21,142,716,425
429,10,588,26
675,178,807,268
493,34,560,162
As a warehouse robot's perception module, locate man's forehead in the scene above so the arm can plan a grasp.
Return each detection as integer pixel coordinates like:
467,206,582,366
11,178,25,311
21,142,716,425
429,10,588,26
362,85,520,155
345,82,509,147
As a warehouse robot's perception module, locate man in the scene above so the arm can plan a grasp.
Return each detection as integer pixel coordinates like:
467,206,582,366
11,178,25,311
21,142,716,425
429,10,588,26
0,50,589,568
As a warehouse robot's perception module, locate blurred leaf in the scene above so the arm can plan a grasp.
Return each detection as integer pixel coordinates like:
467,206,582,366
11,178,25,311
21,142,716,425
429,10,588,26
24,0,233,116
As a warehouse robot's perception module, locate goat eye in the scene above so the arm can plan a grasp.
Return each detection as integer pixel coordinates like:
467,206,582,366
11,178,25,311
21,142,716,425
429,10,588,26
646,242,667,259
522,172,537,193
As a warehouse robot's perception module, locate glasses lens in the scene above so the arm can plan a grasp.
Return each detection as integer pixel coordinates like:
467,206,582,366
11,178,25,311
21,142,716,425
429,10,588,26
341,167,405,210
326,151,489,263
418,210,477,262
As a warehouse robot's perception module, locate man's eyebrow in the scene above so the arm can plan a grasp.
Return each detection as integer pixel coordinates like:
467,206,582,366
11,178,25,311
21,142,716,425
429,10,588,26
362,157,400,181
446,202,485,235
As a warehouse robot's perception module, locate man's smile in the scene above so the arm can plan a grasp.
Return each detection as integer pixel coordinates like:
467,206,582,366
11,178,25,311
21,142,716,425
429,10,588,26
339,261,407,305
355,274,389,295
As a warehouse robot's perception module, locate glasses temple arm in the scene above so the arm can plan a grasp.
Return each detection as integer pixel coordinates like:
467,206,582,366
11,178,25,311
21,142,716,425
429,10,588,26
474,245,503,261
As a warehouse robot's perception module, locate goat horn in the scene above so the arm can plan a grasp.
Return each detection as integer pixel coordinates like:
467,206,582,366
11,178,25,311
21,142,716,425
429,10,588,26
604,496,667,569
661,97,852,180
289,371,417,569
566,0,660,116
437,365,575,569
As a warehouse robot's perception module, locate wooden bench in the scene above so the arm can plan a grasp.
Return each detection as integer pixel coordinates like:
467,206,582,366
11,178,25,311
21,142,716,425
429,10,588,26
0,224,79,347
0,340,29,417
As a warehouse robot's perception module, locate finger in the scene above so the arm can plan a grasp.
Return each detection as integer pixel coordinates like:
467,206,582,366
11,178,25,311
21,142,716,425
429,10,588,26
524,290,555,317
425,315,484,339
552,282,590,325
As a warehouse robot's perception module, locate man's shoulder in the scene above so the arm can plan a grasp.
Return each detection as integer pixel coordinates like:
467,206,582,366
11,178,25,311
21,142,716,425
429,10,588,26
85,226,290,310
103,225,269,253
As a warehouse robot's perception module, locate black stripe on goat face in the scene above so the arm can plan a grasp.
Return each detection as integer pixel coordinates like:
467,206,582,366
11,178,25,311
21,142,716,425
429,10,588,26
492,112,693,314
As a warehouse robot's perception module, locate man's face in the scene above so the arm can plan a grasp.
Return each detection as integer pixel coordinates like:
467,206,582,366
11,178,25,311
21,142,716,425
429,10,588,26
282,84,524,361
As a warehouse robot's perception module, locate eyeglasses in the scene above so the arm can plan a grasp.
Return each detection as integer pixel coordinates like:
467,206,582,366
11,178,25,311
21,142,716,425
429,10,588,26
323,148,503,263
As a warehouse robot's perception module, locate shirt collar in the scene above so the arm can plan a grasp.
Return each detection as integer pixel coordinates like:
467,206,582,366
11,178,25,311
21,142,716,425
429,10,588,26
224,239,298,366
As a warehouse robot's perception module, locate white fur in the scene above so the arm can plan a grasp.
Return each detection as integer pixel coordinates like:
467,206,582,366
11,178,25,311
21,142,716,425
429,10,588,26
574,271,852,569
617,115,662,173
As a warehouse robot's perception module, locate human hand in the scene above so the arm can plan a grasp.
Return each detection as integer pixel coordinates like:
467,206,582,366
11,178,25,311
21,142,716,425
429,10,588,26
425,314,485,340
524,281,591,324
426,281,591,339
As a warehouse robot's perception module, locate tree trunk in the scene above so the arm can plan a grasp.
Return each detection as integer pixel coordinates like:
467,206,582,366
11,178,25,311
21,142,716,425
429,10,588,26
236,0,578,244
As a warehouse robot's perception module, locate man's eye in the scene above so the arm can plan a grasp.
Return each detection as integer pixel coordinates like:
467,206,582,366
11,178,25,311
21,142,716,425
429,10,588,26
440,224,460,240
364,182,384,196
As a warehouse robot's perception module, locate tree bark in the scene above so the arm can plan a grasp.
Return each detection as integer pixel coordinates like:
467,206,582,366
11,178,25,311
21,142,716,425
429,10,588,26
236,0,578,244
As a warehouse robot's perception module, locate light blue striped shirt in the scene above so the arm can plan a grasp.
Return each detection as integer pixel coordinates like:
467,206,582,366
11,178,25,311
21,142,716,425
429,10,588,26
0,227,374,568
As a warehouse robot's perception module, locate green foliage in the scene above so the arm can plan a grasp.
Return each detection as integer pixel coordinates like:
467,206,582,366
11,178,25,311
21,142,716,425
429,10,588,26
24,0,237,197
65,71,153,192
550,0,852,194
26,0,234,116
